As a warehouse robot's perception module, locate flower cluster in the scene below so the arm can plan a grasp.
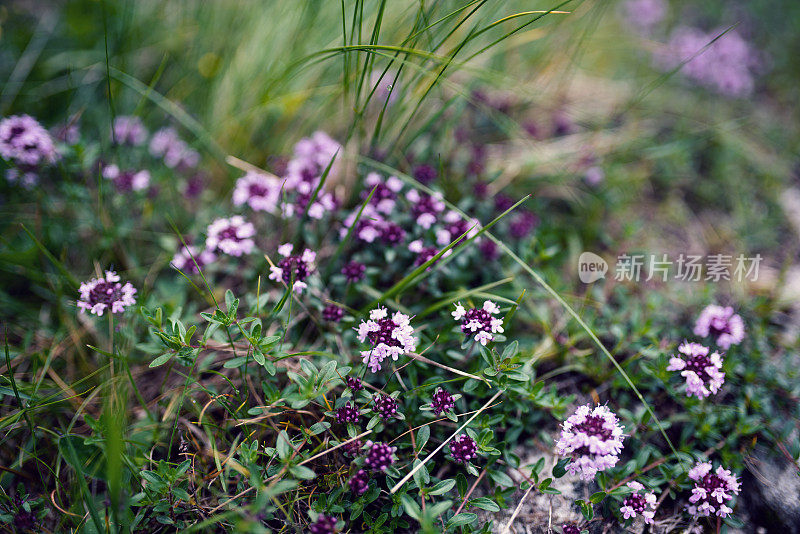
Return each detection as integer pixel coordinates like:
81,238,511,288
356,308,417,372
281,131,341,219
364,441,396,472
364,172,403,214
430,388,455,416
667,342,725,399
686,462,740,518
341,261,366,283
348,469,369,495
78,271,137,316
408,239,451,268
269,243,316,293
0,115,59,180
452,300,504,346
232,171,280,212
149,127,200,169
693,304,745,349
561,525,580,534
322,304,344,322
171,245,216,274
112,116,147,146
205,216,256,257
449,434,477,464
655,27,761,97
102,164,151,193
623,0,666,34
309,514,338,534
620,481,657,524
372,394,398,420
335,402,360,425
406,189,444,229
556,404,625,480
436,210,481,245
345,376,363,392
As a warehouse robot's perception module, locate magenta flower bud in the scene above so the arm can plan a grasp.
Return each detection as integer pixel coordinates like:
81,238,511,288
449,434,477,464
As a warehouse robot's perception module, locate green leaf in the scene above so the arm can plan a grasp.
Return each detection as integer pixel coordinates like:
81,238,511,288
290,465,316,480
416,425,430,452
468,497,500,512
489,469,514,488
276,431,292,461
427,479,456,496
150,353,173,368
400,494,422,520
589,491,606,504
446,513,477,529
552,458,570,478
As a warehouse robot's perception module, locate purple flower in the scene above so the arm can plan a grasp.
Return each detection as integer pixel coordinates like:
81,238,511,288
693,305,745,349
449,434,477,464
406,189,445,229
363,172,403,214
584,166,605,186
431,388,455,416
343,439,363,457
364,441,397,472
562,525,580,534
494,194,514,213
232,171,281,212
624,0,667,34
478,239,499,260
205,216,256,257
340,205,386,243
508,212,539,239
349,468,370,495
322,304,344,322
6,168,39,188
309,514,338,534
413,164,437,185
372,394,398,420
655,27,761,97
112,116,147,146
686,462,740,518
620,481,657,524
149,127,199,170
379,222,406,246
279,132,341,219
452,301,504,346
408,239,451,268
268,243,316,293
171,245,216,274
556,404,625,480
335,402,360,425
102,164,150,193
436,211,481,246
342,261,366,283
78,270,137,316
183,174,205,199
667,342,725,399
356,308,417,372
345,376,363,392
0,115,58,167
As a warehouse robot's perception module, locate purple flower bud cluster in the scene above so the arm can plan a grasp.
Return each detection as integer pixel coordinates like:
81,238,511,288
0,115,59,183
78,270,137,316
268,243,316,292
693,304,745,349
363,172,403,214
561,524,580,534
335,402,360,425
205,216,256,257
322,304,344,322
342,261,366,283
102,164,150,193
556,404,625,480
309,514,338,534
436,211,481,246
364,441,396,472
430,388,455,416
349,468,370,495
452,300,504,346
413,164,437,185
508,212,539,239
345,376,363,392
449,434,477,463
149,127,200,170
620,481,657,524
655,27,761,98
171,245,216,274
280,131,341,220
112,116,147,146
372,394,398,420
406,189,445,229
342,439,363,458
356,307,417,372
686,462,740,518
667,342,725,399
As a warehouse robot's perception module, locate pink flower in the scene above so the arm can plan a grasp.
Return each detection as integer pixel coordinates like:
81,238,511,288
556,404,625,480
78,270,137,316
205,216,256,257
667,341,725,398
686,462,740,518
693,305,745,349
